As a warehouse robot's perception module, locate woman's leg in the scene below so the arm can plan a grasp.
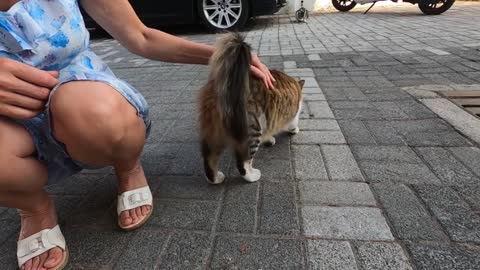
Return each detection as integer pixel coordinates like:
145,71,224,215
49,81,151,227
0,117,64,270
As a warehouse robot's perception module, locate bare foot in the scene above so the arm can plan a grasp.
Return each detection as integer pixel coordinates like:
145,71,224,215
18,198,66,270
115,164,152,228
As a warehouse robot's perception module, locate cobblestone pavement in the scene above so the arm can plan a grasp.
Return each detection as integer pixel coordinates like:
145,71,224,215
2,2,480,269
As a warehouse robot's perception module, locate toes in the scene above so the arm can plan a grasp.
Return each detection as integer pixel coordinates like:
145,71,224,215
129,209,138,223
120,211,133,227
32,256,40,270
135,206,142,219
38,252,48,270
24,258,33,270
44,248,63,268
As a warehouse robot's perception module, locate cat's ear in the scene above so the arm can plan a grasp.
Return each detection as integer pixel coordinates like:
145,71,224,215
298,79,305,87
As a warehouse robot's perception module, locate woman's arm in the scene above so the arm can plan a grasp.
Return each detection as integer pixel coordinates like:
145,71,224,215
80,0,274,88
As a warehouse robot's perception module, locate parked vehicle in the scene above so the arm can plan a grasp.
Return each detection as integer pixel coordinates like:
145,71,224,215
331,0,455,15
82,0,286,31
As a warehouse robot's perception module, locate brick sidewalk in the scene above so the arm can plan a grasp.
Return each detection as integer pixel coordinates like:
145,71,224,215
1,2,480,269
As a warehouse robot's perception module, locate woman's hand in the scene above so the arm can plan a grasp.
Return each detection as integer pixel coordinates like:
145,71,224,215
0,58,58,119
250,53,275,89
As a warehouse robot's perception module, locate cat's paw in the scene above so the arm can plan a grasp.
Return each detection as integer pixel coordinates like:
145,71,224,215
289,127,300,135
206,171,225,185
264,137,276,147
242,168,261,183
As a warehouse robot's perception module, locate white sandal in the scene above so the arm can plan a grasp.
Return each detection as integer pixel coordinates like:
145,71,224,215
117,186,153,231
17,225,69,270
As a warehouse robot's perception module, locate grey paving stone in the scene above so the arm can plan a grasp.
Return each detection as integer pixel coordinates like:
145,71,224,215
259,182,299,235
454,184,480,210
292,130,346,144
158,231,211,270
333,108,384,120
396,100,437,119
0,217,18,246
338,120,376,144
149,200,217,231
403,131,472,147
255,135,291,160
322,145,364,181
414,185,480,243
356,242,413,270
252,158,293,180
302,206,394,240
64,228,129,267
392,119,453,135
161,119,198,142
0,236,16,269
304,93,326,101
406,242,480,270
372,183,447,241
299,119,340,130
415,147,480,186
300,181,376,206
211,236,303,270
365,121,406,145
307,101,335,118
307,240,358,270
46,174,104,196
330,101,373,109
114,230,169,269
292,145,328,180
218,179,258,233
360,161,441,184
450,147,480,177
352,146,422,163
154,176,224,200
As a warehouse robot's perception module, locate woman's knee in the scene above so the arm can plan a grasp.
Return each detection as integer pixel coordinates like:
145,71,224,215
49,81,142,146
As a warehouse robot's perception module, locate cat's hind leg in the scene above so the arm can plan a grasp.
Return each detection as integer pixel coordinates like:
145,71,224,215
287,101,302,135
235,142,261,183
201,140,225,184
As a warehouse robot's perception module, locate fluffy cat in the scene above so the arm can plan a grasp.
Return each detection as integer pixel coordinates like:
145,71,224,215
198,33,304,184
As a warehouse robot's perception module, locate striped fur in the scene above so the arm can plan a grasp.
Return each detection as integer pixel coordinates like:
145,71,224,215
198,33,304,184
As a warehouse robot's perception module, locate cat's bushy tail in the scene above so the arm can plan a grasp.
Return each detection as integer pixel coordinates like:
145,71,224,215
209,32,252,142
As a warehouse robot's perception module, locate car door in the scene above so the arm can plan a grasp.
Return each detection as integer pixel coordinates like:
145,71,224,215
130,0,196,24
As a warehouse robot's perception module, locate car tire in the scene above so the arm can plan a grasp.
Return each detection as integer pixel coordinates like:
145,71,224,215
418,0,455,15
331,0,357,12
197,0,249,31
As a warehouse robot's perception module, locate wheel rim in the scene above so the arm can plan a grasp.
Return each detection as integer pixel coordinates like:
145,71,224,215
338,0,355,7
425,0,448,9
203,0,242,29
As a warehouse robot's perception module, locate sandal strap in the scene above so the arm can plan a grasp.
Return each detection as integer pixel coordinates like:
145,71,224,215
17,225,66,268
117,186,153,215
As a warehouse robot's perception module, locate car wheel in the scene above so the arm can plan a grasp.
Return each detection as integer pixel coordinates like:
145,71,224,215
198,0,249,31
331,0,357,12
418,0,455,15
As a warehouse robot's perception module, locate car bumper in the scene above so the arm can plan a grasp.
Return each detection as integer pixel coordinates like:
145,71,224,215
253,0,287,16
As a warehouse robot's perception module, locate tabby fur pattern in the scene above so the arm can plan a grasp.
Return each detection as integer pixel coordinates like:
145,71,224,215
198,33,304,184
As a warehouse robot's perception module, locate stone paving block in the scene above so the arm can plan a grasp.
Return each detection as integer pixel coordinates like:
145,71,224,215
454,184,480,210
303,93,326,101
322,145,364,181
415,147,480,186
252,158,293,180
338,120,376,144
114,230,169,269
392,119,453,135
218,179,257,233
158,231,211,270
307,101,335,118
414,185,480,242
161,119,198,142
0,237,16,268
450,147,480,177
64,228,129,267
302,77,321,88
302,206,394,240
283,61,297,69
154,176,224,200
330,101,373,109
293,130,346,144
292,145,328,180
360,161,441,184
255,135,291,159
406,242,480,270
333,108,383,120
364,121,406,145
259,182,299,235
299,119,340,130
403,131,472,147
45,174,104,196
352,146,422,163
300,181,376,206
372,183,447,240
211,236,303,269
356,242,413,270
307,240,358,270
149,200,217,231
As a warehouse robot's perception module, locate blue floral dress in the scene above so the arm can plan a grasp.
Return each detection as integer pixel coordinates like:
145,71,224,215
0,0,151,183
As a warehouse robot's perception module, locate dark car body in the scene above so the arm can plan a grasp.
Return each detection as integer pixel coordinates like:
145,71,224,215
81,0,286,31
